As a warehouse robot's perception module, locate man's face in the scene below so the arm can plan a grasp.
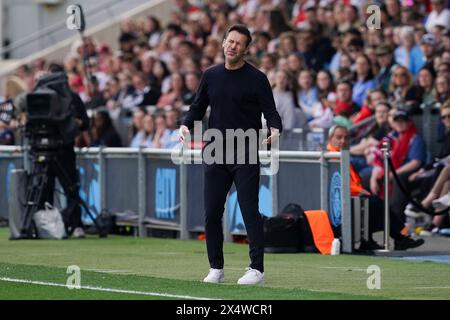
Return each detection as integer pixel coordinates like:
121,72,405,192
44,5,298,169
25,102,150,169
441,107,450,129
337,83,352,102
375,105,390,125
369,91,385,109
330,128,349,150
222,31,249,65
377,53,392,67
420,43,434,58
431,0,444,11
166,111,178,129
394,119,410,133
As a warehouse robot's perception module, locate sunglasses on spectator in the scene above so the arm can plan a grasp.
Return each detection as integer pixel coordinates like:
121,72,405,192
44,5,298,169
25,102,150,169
394,73,407,77
441,115,450,120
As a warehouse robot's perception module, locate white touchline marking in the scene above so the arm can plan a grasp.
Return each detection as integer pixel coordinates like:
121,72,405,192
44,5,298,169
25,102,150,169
0,277,218,300
83,269,134,274
411,286,450,289
319,267,367,271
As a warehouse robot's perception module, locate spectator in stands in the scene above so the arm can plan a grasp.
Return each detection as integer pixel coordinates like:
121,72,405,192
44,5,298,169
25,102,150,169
420,34,438,73
437,62,450,79
443,29,450,50
297,28,335,72
123,72,161,109
420,164,450,234
152,113,172,149
0,76,23,144
346,38,365,67
394,26,424,77
0,121,15,145
417,66,437,105
297,69,318,120
353,88,388,126
140,51,156,81
407,101,450,234
251,31,271,61
2,75,28,130
371,109,427,225
327,125,424,251
103,77,122,120
200,56,214,72
425,0,450,32
316,69,335,101
118,32,137,58
435,75,450,103
352,54,377,108
182,72,200,105
385,0,402,26
388,65,421,110
277,32,297,59
149,59,170,93
308,70,336,129
376,44,397,92
157,73,185,108
136,113,156,148
82,75,106,110
91,109,122,147
351,101,393,183
144,16,162,48
308,91,335,129
129,107,147,147
87,57,110,91
333,81,358,127
286,53,304,79
164,107,181,149
272,70,307,131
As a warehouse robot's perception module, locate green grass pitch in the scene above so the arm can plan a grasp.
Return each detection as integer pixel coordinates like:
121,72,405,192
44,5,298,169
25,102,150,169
0,228,449,300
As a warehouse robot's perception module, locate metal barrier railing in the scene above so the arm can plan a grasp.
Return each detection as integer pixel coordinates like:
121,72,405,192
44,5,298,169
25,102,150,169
0,146,355,252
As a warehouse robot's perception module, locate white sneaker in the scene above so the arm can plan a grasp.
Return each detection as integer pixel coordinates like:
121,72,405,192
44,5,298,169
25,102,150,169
404,204,426,218
72,227,85,238
419,227,440,237
237,267,264,285
203,268,224,283
432,195,450,211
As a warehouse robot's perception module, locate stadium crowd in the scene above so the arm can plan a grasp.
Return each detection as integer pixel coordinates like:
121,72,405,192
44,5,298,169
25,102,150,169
1,0,450,241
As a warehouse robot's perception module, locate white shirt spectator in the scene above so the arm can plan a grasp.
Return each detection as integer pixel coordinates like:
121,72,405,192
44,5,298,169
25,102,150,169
273,89,308,130
425,8,450,32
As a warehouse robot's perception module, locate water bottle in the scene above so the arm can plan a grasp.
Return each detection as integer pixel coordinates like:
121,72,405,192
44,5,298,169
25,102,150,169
331,238,341,256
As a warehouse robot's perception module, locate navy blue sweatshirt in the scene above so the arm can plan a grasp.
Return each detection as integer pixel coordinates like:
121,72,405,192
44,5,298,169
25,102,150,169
182,62,282,134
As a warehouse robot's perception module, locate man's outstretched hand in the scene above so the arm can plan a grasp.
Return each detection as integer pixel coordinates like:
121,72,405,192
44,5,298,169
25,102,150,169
179,125,190,143
262,127,280,145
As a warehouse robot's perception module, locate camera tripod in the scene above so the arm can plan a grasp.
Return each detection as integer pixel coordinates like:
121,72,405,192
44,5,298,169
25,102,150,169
20,148,107,239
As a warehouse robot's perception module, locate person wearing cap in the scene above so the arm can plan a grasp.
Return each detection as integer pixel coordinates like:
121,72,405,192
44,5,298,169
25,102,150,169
425,0,450,33
419,34,438,73
375,44,397,92
371,109,427,224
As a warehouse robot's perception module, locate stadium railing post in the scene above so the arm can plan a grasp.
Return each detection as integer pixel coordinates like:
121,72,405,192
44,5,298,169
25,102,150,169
320,150,329,212
382,141,391,251
99,146,106,214
340,149,352,253
138,147,146,238
179,147,188,240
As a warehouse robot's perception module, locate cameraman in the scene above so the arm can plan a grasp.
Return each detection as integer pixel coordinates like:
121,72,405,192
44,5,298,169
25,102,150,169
33,63,90,238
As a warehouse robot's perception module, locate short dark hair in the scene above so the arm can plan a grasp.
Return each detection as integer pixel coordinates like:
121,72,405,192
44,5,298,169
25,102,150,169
48,63,65,73
225,24,252,47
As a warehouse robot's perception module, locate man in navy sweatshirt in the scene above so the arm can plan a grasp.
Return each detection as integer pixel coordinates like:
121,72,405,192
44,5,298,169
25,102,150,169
179,24,282,285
